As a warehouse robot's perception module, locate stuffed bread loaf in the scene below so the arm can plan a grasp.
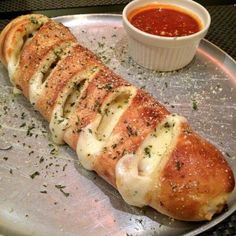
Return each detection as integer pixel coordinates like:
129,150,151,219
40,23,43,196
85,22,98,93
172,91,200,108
0,14,234,221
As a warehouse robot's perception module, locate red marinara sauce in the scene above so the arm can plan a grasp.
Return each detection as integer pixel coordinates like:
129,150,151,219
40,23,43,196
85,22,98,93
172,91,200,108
128,4,202,37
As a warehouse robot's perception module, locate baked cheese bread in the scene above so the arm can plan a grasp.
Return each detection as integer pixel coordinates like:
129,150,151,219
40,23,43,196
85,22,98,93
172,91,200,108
0,14,235,221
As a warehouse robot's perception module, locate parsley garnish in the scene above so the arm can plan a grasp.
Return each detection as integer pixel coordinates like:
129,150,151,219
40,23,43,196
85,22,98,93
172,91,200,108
29,16,39,25
144,145,152,158
30,171,40,179
126,125,138,137
192,99,198,110
40,190,47,194
176,161,184,171
55,185,70,197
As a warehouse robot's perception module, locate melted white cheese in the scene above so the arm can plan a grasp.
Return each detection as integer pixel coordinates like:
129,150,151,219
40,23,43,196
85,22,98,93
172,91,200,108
49,105,69,145
29,43,74,105
49,67,99,144
76,117,104,170
138,114,186,176
116,154,152,207
96,86,136,141
29,52,57,105
116,114,186,207
29,71,45,105
12,86,22,95
8,61,18,83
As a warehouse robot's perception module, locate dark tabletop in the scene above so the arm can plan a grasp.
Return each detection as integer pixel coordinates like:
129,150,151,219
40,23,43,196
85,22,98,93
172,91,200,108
0,1,236,236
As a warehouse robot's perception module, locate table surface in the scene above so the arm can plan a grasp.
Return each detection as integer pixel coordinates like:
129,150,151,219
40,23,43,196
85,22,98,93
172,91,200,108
0,1,235,236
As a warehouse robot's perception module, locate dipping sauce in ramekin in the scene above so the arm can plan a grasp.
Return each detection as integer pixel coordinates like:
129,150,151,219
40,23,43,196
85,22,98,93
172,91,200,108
128,4,202,37
122,0,211,71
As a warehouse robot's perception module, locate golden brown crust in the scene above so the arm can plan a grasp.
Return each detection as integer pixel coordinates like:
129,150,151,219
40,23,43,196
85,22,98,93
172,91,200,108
151,122,235,220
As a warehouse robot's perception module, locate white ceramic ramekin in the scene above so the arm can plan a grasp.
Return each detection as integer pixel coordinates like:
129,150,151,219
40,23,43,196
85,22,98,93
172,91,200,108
122,0,211,71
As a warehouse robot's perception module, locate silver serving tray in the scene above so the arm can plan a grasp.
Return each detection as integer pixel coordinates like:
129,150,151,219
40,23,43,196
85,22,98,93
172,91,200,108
0,14,235,236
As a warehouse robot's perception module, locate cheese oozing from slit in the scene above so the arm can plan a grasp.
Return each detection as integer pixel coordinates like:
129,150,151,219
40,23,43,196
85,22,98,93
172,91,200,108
116,114,186,207
96,92,133,141
49,66,99,144
29,43,73,105
76,86,137,170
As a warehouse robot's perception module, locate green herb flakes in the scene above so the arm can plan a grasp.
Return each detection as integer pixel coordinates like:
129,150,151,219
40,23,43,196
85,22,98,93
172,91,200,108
144,145,152,158
55,184,70,197
30,171,40,179
192,99,198,110
176,161,184,171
